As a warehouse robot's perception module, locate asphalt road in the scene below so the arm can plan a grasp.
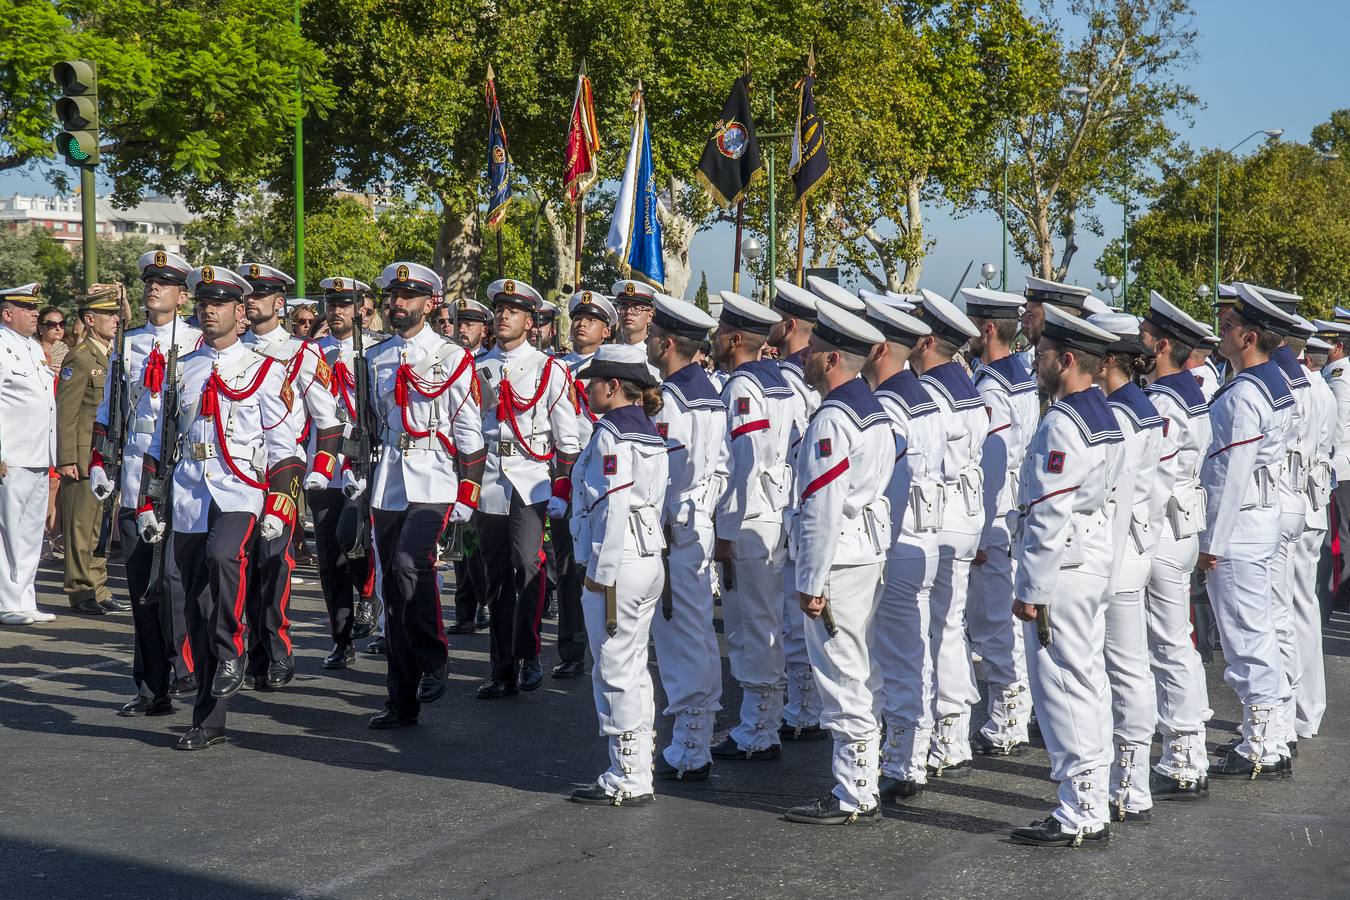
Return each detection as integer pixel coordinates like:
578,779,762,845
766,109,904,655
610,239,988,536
3,555,1350,899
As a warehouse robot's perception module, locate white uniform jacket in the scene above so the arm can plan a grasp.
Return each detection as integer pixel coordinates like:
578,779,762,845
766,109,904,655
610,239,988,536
655,362,726,531
1273,345,1315,519
1303,366,1336,526
243,326,341,451
1144,372,1212,543
874,369,944,557
1106,382,1165,591
974,355,1040,551
1322,356,1350,481
0,325,55,467
560,350,598,449
919,360,990,535
1192,358,1221,403
715,360,795,539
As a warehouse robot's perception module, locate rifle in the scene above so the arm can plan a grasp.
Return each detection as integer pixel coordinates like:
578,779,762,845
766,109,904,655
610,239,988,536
343,284,379,563
94,308,129,558
141,314,181,605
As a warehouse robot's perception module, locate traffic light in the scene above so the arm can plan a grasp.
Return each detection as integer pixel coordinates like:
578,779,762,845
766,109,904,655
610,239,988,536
52,59,99,166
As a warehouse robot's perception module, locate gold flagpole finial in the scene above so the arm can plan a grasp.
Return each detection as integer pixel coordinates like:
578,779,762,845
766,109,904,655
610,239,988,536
579,57,588,77
487,61,495,82
807,45,817,74
743,48,752,78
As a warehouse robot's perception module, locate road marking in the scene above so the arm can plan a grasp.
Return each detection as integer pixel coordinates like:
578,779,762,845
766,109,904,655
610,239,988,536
0,657,124,690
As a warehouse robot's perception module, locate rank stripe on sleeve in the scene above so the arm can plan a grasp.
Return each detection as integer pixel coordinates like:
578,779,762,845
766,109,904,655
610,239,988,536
730,419,770,439
801,458,850,501
1206,434,1264,459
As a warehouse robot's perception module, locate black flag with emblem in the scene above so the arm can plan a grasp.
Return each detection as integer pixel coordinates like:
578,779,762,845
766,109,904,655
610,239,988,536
790,69,829,202
695,75,763,209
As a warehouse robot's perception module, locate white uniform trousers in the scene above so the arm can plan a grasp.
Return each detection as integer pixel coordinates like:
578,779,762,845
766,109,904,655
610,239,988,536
1208,538,1288,763
721,517,787,751
804,561,884,812
1292,521,1327,738
0,467,48,615
1146,534,1212,779
781,554,823,731
928,529,981,769
1105,588,1157,814
582,551,662,799
651,520,723,771
1271,511,1305,749
967,544,1030,747
873,550,937,783
1024,567,1113,834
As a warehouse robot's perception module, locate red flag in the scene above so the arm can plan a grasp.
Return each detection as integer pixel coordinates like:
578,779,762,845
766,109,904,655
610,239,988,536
564,61,600,202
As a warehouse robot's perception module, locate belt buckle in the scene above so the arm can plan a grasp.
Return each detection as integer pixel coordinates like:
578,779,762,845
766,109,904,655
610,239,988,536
498,440,514,457
398,433,415,451
337,407,351,424
190,441,210,461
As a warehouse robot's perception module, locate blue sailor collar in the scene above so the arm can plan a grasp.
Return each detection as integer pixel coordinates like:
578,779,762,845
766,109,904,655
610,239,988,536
1146,371,1208,417
1050,387,1123,445
974,354,1037,395
597,404,665,445
918,360,982,410
1107,381,1164,430
817,377,889,431
1272,344,1309,389
1216,359,1294,411
875,370,938,418
663,362,725,410
779,347,807,380
732,359,793,398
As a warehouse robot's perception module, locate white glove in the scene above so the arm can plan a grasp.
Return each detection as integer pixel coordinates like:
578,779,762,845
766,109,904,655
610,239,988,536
89,466,113,501
260,513,286,542
341,469,367,500
546,496,569,519
303,470,329,491
137,510,165,543
448,501,474,525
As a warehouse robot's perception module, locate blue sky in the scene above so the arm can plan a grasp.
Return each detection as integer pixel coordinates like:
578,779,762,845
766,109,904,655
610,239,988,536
5,0,1346,299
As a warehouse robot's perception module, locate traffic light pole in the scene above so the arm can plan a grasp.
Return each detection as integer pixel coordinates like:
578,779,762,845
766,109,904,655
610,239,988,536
81,166,97,289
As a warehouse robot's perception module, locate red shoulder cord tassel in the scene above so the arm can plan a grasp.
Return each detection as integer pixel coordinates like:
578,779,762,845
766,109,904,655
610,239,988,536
143,345,166,395
200,359,276,490
395,354,474,454
495,362,555,461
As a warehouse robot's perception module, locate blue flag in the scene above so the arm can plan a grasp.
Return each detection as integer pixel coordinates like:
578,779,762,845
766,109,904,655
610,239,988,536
605,86,665,289
485,65,512,229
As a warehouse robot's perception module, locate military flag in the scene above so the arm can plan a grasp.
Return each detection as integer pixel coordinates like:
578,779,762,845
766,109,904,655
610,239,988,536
789,64,829,201
696,74,763,209
605,83,665,289
485,63,513,229
565,60,601,201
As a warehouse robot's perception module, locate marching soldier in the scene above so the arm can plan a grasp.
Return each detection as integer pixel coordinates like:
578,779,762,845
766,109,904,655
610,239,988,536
532,301,561,351
349,262,484,727
0,282,58,626
909,290,987,776
646,295,725,780
136,265,302,749
454,298,492,356
446,296,494,635
962,287,1039,757
783,304,893,825
58,286,123,615
1009,305,1123,847
612,280,655,347
567,344,668,806
1139,291,1215,799
90,251,202,712
709,292,793,761
1019,276,1093,372
238,262,343,689
472,277,577,699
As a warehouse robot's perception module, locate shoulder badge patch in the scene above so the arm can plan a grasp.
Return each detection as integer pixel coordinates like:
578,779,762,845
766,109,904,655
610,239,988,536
656,422,669,439
1047,450,1065,474
280,379,295,411
1162,417,1170,437
313,356,332,389
735,396,750,416
603,454,618,476
1333,369,1342,378
817,438,832,458
60,366,74,381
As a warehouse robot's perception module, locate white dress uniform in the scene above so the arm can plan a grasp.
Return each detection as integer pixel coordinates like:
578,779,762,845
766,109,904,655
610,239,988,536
1192,353,1222,401
911,290,987,772
570,379,669,804
1201,290,1296,770
0,310,56,620
243,325,340,453
1293,354,1334,739
1317,322,1350,599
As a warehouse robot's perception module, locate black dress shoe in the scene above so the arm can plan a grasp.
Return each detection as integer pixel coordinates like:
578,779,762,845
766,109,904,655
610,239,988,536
69,597,106,616
972,731,1028,757
352,600,377,639
710,736,781,760
779,722,830,741
210,657,245,699
118,695,174,717
240,672,267,691
417,667,448,703
1150,770,1209,801
569,784,655,806
475,606,490,629
551,660,585,679
518,659,544,691
1010,816,1109,848
369,705,419,729
168,674,198,698
784,793,880,825
878,775,923,802
267,656,295,688
1112,803,1152,824
363,636,386,656
926,759,974,778
323,644,356,669
447,620,477,635
654,756,712,781
1209,750,1288,780
99,596,132,612
175,726,227,751
476,678,519,700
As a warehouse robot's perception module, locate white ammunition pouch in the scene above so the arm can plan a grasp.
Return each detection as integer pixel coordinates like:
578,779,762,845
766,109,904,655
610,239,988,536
1242,465,1278,510
1062,507,1107,569
1166,486,1204,540
859,498,892,554
758,463,792,513
948,466,984,519
1286,449,1307,493
1128,503,1153,555
910,480,945,532
629,504,665,557
1308,458,1334,511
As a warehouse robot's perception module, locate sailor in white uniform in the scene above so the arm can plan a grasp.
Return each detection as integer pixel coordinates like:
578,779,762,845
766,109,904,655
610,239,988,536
1019,276,1093,372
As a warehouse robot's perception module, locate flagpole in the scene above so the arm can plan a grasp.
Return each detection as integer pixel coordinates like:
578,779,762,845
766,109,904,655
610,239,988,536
496,227,504,278
732,202,745,293
574,198,584,289
795,199,806,286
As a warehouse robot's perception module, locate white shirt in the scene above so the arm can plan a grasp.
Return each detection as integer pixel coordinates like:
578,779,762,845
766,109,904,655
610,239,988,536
1145,372,1212,543
715,360,795,539
654,362,726,530
875,370,944,558
0,325,55,468
973,355,1040,550
244,324,341,449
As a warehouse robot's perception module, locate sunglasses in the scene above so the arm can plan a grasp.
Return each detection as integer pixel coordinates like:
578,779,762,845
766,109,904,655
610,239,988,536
41,319,66,329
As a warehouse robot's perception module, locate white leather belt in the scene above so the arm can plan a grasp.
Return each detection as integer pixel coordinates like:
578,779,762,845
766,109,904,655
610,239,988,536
131,417,156,434
181,438,262,468
382,428,438,451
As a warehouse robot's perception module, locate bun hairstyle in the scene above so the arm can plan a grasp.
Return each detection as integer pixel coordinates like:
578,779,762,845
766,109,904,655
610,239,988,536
616,378,664,418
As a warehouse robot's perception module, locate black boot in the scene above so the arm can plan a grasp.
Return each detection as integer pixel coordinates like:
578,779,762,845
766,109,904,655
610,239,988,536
784,793,880,825
1010,816,1109,848
210,657,245,699
1149,769,1208,801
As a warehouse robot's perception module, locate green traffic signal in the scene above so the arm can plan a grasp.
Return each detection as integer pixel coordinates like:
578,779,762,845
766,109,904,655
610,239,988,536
51,59,99,167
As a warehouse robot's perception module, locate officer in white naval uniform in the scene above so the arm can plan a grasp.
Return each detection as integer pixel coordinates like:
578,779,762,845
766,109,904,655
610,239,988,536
1201,286,1297,780
612,279,655,348
0,283,57,626
909,290,987,776
1019,276,1093,373
566,344,669,807
783,304,893,826
1008,305,1123,848
137,265,300,749
859,297,942,802
1139,291,1215,800
90,251,202,711
710,291,794,760
963,287,1039,757
646,295,726,781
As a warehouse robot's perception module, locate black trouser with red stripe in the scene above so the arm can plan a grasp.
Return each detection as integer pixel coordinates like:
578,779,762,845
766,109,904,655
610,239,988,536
121,509,191,699
373,503,451,714
174,505,256,729
549,517,586,665
477,493,547,683
244,517,297,676
308,487,372,645
453,548,485,625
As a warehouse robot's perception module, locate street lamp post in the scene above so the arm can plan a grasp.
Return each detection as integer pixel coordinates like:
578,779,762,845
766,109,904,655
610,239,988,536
1214,128,1284,301
740,235,763,300
980,262,997,289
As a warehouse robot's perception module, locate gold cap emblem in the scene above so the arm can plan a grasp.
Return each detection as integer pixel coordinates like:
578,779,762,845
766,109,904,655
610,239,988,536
396,264,410,281
582,290,592,302
201,265,215,284
249,263,261,278
624,282,636,296
504,279,516,295
333,278,344,291
153,250,167,268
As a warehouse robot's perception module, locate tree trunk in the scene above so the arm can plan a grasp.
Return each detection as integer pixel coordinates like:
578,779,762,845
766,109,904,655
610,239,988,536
658,176,695,298
899,178,924,292
541,200,572,295
434,204,480,299
1053,198,1079,282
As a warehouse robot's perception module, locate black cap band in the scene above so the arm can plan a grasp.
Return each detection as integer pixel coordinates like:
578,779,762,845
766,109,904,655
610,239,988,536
720,309,773,336
1043,319,1111,357
1142,309,1204,347
1233,295,1293,336
965,302,1021,321
142,268,187,286
653,308,711,342
194,284,244,302
912,305,971,345
491,293,535,311
814,320,876,356
572,302,611,325
772,294,817,322
578,359,657,388
864,312,922,347
1025,287,1088,309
